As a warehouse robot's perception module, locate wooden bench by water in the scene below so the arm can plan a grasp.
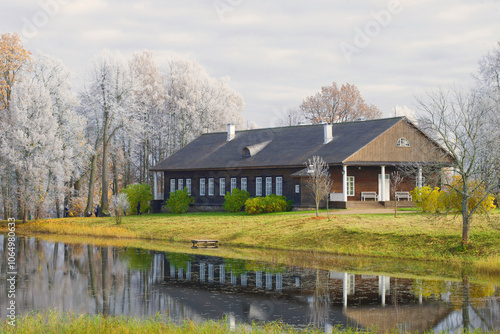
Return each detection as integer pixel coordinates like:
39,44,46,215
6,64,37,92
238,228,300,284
191,239,219,248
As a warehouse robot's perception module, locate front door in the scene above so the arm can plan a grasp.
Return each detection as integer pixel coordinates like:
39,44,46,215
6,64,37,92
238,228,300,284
378,174,390,201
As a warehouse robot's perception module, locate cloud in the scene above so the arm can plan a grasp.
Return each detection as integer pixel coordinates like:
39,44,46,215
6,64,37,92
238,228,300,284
61,0,109,16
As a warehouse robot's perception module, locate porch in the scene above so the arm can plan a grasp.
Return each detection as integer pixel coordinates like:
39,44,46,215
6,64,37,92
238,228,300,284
329,200,414,209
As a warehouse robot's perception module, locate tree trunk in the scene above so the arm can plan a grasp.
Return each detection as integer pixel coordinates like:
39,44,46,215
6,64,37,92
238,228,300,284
461,182,470,247
100,129,110,216
85,154,97,217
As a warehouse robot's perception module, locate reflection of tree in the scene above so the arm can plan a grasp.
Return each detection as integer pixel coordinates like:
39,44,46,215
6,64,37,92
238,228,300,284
309,269,330,328
121,248,154,270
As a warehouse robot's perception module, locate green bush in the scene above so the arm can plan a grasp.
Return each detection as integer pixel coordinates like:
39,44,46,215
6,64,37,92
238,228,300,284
165,188,194,214
244,194,292,214
223,188,250,212
121,183,154,215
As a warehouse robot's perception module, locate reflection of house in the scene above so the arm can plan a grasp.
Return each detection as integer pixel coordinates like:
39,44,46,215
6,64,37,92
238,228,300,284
150,117,453,210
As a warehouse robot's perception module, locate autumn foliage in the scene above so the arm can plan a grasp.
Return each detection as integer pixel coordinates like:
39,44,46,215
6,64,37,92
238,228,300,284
0,33,31,110
300,82,381,123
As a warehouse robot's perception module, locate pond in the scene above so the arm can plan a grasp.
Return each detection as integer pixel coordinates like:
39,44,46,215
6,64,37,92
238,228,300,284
0,235,499,332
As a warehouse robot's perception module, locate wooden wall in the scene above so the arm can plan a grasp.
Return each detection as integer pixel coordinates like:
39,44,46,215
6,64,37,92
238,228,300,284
346,120,452,163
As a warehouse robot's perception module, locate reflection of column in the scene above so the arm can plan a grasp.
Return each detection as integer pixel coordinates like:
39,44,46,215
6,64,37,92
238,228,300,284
295,276,301,288
200,263,206,283
208,264,214,283
241,273,247,287
219,264,225,284
276,273,283,292
343,273,348,308
256,271,262,288
230,271,237,285
379,276,389,306
170,265,175,279
266,273,272,290
186,262,191,281
178,267,183,279
228,313,236,331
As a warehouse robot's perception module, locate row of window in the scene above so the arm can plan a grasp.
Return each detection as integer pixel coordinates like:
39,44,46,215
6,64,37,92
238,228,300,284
170,177,284,197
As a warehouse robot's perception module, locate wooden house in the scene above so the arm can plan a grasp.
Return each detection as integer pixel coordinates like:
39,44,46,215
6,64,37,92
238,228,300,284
150,117,453,211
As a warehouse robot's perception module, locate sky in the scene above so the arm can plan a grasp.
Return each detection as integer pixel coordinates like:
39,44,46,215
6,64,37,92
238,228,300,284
1,0,499,128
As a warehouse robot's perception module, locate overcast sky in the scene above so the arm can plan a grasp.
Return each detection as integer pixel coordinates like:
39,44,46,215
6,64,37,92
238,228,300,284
2,0,499,127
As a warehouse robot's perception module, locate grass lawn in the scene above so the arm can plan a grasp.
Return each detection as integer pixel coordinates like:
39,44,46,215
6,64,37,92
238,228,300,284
4,209,500,276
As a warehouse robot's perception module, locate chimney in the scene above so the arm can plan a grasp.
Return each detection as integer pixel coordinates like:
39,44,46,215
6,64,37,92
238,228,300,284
323,123,332,144
227,124,235,141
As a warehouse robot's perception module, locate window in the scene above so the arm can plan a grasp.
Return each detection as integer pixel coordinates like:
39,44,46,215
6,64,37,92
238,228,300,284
208,178,214,196
178,179,183,191
276,177,283,196
199,178,206,196
347,176,355,196
295,184,300,194
241,177,247,192
266,177,272,196
230,178,237,193
396,137,410,147
186,179,192,195
242,148,250,157
256,177,262,196
170,179,176,193
219,178,225,196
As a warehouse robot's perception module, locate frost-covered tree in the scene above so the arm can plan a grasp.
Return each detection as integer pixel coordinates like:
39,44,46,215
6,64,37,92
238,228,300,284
80,50,135,216
31,53,89,217
165,57,244,154
1,78,64,222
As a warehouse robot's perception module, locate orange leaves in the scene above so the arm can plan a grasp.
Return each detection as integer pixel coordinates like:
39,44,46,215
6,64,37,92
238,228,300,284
0,33,31,110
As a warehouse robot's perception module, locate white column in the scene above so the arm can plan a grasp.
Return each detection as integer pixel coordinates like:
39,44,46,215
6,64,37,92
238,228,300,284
343,272,348,308
380,165,386,201
417,168,423,188
342,165,348,202
154,173,158,200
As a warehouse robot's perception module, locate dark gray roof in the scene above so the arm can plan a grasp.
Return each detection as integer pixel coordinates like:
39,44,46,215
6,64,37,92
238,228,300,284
150,117,403,171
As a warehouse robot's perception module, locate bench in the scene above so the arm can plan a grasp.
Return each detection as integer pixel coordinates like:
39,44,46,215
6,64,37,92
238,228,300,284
191,239,219,248
395,191,412,201
361,192,378,201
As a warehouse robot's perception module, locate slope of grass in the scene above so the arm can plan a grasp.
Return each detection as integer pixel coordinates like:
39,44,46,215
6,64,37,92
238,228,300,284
9,210,500,275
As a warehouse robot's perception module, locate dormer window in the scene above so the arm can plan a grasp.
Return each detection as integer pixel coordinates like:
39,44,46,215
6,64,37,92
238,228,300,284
396,137,410,147
243,147,251,158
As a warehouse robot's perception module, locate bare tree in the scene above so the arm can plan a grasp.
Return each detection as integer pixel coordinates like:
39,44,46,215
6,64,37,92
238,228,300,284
306,156,332,218
415,88,499,246
390,171,404,218
300,82,382,124
272,106,305,127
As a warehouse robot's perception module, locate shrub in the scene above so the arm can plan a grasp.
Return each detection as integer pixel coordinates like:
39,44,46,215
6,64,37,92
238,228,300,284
121,183,154,215
244,194,292,214
165,188,194,214
442,176,496,214
411,186,446,213
111,193,129,224
223,188,250,212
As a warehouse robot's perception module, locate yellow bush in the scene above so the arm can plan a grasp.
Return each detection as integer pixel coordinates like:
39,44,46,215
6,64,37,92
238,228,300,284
443,176,496,214
411,186,446,213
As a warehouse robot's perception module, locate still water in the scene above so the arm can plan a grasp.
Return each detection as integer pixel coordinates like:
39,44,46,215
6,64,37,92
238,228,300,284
0,235,499,332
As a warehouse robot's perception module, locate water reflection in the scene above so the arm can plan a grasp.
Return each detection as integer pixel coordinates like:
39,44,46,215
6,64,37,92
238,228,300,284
0,236,498,332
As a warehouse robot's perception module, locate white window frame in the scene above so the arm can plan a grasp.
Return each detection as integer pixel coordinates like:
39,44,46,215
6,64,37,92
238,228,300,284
256,177,262,197
186,178,192,195
295,184,300,194
178,179,184,191
266,177,272,196
199,178,206,196
276,177,283,196
230,178,237,193
241,177,247,192
396,137,410,147
170,179,176,193
208,178,214,196
219,178,226,196
347,176,355,196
